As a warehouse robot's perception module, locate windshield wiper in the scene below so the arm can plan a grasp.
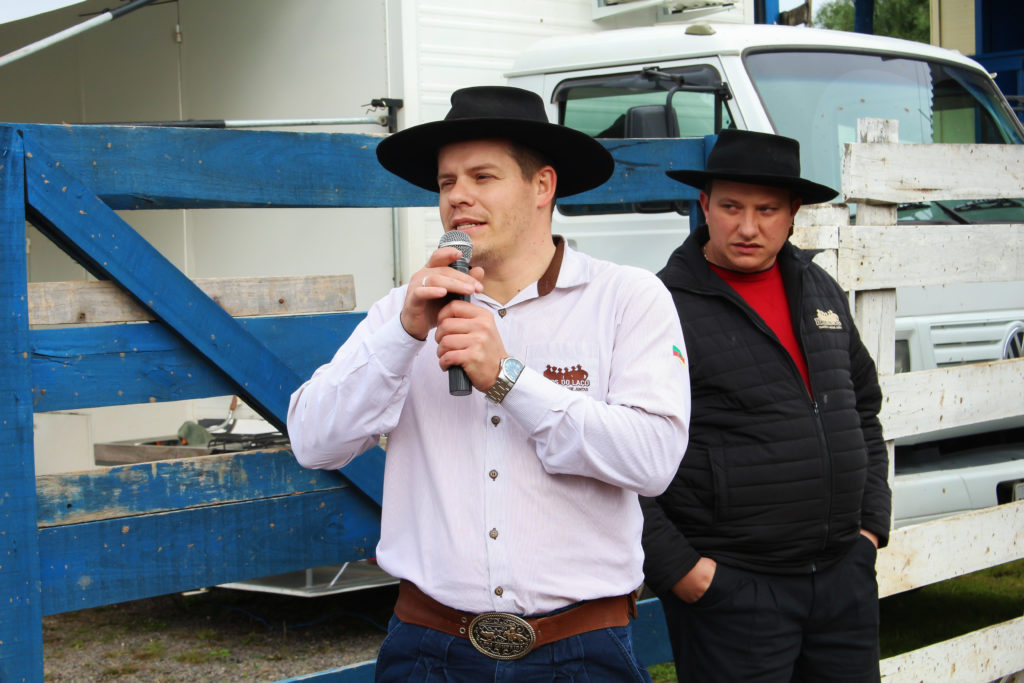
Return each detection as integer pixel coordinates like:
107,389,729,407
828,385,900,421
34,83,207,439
951,198,1024,212
899,201,969,224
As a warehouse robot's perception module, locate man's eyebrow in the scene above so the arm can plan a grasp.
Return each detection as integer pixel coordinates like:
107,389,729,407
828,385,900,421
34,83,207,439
437,163,502,181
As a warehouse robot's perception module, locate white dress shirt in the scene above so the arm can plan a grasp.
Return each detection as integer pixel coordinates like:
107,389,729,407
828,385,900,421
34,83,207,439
288,244,690,615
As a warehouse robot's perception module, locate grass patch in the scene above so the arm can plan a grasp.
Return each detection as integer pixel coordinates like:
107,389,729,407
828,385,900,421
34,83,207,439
648,662,676,682
195,628,223,642
141,617,168,631
241,632,264,646
175,647,232,664
879,558,1024,657
101,664,141,676
135,640,167,660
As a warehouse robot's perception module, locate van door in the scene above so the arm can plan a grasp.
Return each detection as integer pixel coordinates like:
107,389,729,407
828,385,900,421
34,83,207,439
548,61,737,272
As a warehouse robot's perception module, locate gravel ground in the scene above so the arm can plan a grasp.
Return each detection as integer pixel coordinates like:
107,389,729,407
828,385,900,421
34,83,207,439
43,584,395,682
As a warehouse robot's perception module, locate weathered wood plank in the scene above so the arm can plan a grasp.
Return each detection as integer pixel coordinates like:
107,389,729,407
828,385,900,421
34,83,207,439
28,275,356,326
843,141,1024,204
11,125,706,209
16,124,437,209
592,136,705,205
0,124,45,679
25,142,302,432
633,596,674,669
281,661,376,682
877,500,1024,598
792,204,845,279
36,448,357,526
836,224,1024,290
880,616,1024,682
855,290,897,375
38,487,382,616
878,359,1024,439
851,118,901,226
30,312,364,411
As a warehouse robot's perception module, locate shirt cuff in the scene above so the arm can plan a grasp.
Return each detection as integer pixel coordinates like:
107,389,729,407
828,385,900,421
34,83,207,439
499,366,567,430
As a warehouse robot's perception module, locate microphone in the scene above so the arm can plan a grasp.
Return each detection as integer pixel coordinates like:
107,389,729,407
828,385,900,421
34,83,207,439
438,230,473,396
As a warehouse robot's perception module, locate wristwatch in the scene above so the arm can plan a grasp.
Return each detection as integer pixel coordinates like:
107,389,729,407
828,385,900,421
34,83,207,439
485,357,524,404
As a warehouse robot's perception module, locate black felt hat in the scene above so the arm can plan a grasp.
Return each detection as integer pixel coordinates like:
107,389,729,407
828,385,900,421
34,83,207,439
375,86,614,198
666,129,838,205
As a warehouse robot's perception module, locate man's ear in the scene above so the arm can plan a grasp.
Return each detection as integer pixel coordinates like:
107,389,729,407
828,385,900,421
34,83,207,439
698,191,711,216
536,166,557,209
789,197,803,236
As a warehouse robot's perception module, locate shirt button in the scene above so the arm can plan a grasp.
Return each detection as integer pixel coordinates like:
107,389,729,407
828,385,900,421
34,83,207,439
498,308,507,318
494,586,503,596
491,416,501,426
489,469,499,480
489,528,499,539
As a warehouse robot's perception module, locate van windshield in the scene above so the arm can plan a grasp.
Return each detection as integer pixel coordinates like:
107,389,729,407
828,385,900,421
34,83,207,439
745,49,1024,223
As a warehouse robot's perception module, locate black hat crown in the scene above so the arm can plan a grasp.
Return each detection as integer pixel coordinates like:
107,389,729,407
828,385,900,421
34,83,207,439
666,129,838,205
376,85,614,198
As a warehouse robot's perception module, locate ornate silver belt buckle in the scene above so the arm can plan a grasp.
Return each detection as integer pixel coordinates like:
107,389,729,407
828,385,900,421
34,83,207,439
468,612,537,660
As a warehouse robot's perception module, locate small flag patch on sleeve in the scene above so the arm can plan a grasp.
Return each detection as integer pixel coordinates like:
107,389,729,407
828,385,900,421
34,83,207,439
673,345,686,365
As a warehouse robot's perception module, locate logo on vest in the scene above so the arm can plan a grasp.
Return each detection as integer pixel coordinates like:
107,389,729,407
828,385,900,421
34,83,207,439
814,309,843,330
544,364,591,391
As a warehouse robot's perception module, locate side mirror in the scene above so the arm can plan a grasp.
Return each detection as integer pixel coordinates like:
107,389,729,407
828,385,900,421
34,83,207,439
624,104,679,138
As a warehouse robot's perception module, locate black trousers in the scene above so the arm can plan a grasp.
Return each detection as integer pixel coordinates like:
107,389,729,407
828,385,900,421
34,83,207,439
659,535,881,682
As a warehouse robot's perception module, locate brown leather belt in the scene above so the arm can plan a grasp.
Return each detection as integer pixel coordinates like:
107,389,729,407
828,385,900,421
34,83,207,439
393,580,636,660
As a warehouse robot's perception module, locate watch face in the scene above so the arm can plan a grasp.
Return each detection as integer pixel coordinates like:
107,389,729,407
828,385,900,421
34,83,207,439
503,358,525,379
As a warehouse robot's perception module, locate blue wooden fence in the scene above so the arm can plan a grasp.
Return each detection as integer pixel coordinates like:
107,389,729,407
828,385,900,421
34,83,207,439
0,122,704,681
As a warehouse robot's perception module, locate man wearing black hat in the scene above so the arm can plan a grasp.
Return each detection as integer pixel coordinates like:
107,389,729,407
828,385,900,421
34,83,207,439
288,86,690,680
641,129,891,681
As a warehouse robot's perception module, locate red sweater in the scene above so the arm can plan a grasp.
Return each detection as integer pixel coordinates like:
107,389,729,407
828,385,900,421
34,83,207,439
708,261,811,393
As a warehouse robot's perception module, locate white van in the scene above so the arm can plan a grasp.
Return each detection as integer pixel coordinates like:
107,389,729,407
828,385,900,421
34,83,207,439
507,22,1024,526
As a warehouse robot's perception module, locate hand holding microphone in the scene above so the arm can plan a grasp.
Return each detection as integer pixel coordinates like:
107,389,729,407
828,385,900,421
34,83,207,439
437,230,474,396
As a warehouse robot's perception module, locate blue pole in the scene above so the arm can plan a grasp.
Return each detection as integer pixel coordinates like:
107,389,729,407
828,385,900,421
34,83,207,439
854,0,875,34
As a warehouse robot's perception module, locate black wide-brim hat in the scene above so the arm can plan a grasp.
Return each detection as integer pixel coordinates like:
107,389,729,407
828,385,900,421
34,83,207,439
666,129,838,205
376,86,614,198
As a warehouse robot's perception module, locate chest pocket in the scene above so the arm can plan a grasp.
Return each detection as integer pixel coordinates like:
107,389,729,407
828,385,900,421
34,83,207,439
525,343,603,399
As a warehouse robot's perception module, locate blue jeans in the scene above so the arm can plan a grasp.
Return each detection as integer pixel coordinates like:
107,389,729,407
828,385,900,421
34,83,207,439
375,614,653,682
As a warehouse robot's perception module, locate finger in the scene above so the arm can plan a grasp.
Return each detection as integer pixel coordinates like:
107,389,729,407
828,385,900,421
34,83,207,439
410,275,449,300
425,246,466,268
436,298,485,325
434,316,479,347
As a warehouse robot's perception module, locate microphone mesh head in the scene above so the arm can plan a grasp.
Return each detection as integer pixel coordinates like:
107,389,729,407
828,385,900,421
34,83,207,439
438,229,473,261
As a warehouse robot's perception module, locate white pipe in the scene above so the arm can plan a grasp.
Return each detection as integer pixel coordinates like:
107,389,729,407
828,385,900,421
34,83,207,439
0,12,111,68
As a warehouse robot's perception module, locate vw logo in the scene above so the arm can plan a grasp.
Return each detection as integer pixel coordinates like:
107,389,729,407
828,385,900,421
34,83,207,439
1003,322,1024,360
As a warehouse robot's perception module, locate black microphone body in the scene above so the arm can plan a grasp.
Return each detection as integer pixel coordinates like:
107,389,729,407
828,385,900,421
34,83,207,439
438,231,474,397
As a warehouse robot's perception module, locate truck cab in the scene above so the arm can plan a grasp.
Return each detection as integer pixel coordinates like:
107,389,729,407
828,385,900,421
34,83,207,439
507,22,1024,527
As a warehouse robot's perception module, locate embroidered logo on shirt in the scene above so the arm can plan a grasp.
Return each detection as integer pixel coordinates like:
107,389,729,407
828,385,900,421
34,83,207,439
544,364,591,391
673,345,686,365
814,309,843,330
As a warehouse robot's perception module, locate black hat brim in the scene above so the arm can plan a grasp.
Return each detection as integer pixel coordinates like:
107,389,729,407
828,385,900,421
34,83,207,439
376,118,614,198
666,168,838,205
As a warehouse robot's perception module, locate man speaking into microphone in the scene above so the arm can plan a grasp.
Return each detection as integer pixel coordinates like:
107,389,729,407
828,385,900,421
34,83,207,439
287,86,690,681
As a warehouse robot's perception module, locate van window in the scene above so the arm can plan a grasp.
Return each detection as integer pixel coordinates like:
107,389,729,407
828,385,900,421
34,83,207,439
553,65,733,215
555,65,733,138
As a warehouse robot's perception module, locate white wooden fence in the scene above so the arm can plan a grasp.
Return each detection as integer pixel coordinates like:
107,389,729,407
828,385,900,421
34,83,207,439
795,119,1024,682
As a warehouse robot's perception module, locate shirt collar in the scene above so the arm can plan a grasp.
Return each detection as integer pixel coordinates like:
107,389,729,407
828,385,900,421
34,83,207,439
537,236,565,296
545,235,589,294
475,235,590,308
